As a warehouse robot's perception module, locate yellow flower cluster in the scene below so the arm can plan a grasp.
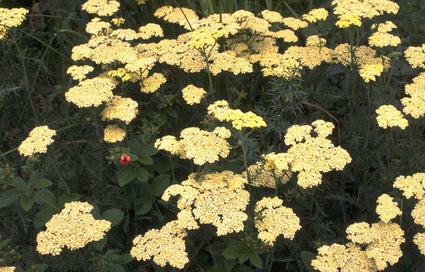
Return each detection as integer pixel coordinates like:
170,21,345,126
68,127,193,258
242,161,291,188
67,65,94,81
18,126,56,157
281,17,308,30
284,46,334,69
394,173,425,255
162,171,249,236
154,127,231,165
138,23,164,39
36,202,111,255
404,44,425,69
103,124,126,143
140,72,167,93
332,0,399,28
154,6,199,30
254,197,301,245
265,120,352,188
368,21,400,48
359,63,384,83
0,267,15,272
401,72,425,119
181,84,206,105
306,35,327,47
313,195,405,271
375,104,408,129
65,76,117,107
302,8,329,23
0,8,28,40
130,220,189,269
209,51,253,75
101,96,138,124
208,100,266,130
81,0,120,16
375,194,402,223
85,18,111,35
312,243,377,272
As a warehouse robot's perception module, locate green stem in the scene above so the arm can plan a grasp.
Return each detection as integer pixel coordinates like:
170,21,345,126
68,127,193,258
47,152,70,193
239,130,252,185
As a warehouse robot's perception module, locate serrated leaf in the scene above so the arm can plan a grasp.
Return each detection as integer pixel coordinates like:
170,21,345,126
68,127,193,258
248,253,262,268
138,154,153,165
222,247,240,260
0,238,11,249
34,189,57,208
102,208,124,226
34,208,56,228
152,175,170,196
93,237,107,251
0,189,22,208
300,251,317,272
14,177,28,191
140,144,158,156
33,178,53,189
117,166,137,186
21,195,34,211
135,167,148,183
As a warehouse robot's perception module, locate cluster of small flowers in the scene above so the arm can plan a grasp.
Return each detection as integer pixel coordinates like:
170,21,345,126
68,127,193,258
36,202,111,255
393,173,425,255
242,161,291,188
312,194,404,271
154,127,231,165
18,126,56,157
0,7,28,40
265,120,351,188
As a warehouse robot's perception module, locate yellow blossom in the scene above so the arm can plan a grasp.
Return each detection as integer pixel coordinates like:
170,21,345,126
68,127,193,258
375,105,408,129
187,28,225,49
155,127,231,165
0,8,28,40
154,6,199,30
401,72,425,118
412,198,425,227
359,63,384,82
312,243,377,272
85,18,110,35
65,76,117,107
162,171,249,236
135,0,147,4
130,220,189,269
404,44,425,69
111,17,125,26
346,221,404,270
414,232,425,256
141,73,166,93
306,35,327,47
101,96,138,124
208,100,266,130
376,194,402,223
302,8,329,23
110,28,139,41
181,84,206,105
36,201,111,255
284,46,334,69
271,29,298,43
0,267,15,272
261,10,283,23
209,51,253,75
332,0,399,20
281,17,308,30
18,126,56,157
335,13,362,28
66,65,94,81
103,124,126,143
393,173,425,200
255,197,301,245
138,23,164,39
368,32,400,48
265,120,352,188
81,0,120,16
372,21,397,33
242,161,291,188
257,52,302,78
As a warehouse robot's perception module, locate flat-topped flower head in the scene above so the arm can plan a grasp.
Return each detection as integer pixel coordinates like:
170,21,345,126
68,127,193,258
376,105,408,129
302,8,329,23
0,8,29,40
65,76,117,107
81,0,120,16
376,194,402,223
18,126,56,157
103,124,126,143
36,201,111,255
181,84,206,105
393,172,425,200
101,95,138,124
155,127,231,165
254,197,301,245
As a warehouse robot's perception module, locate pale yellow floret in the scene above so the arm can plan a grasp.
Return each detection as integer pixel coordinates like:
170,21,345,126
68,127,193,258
254,197,301,245
141,73,167,93
393,172,425,200
67,65,94,81
0,8,29,40
18,126,56,157
36,201,111,255
376,194,401,223
181,84,206,105
65,76,117,107
414,232,425,256
302,8,329,23
412,198,425,227
103,124,126,143
375,105,408,129
101,96,138,124
81,0,120,16
359,63,384,83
